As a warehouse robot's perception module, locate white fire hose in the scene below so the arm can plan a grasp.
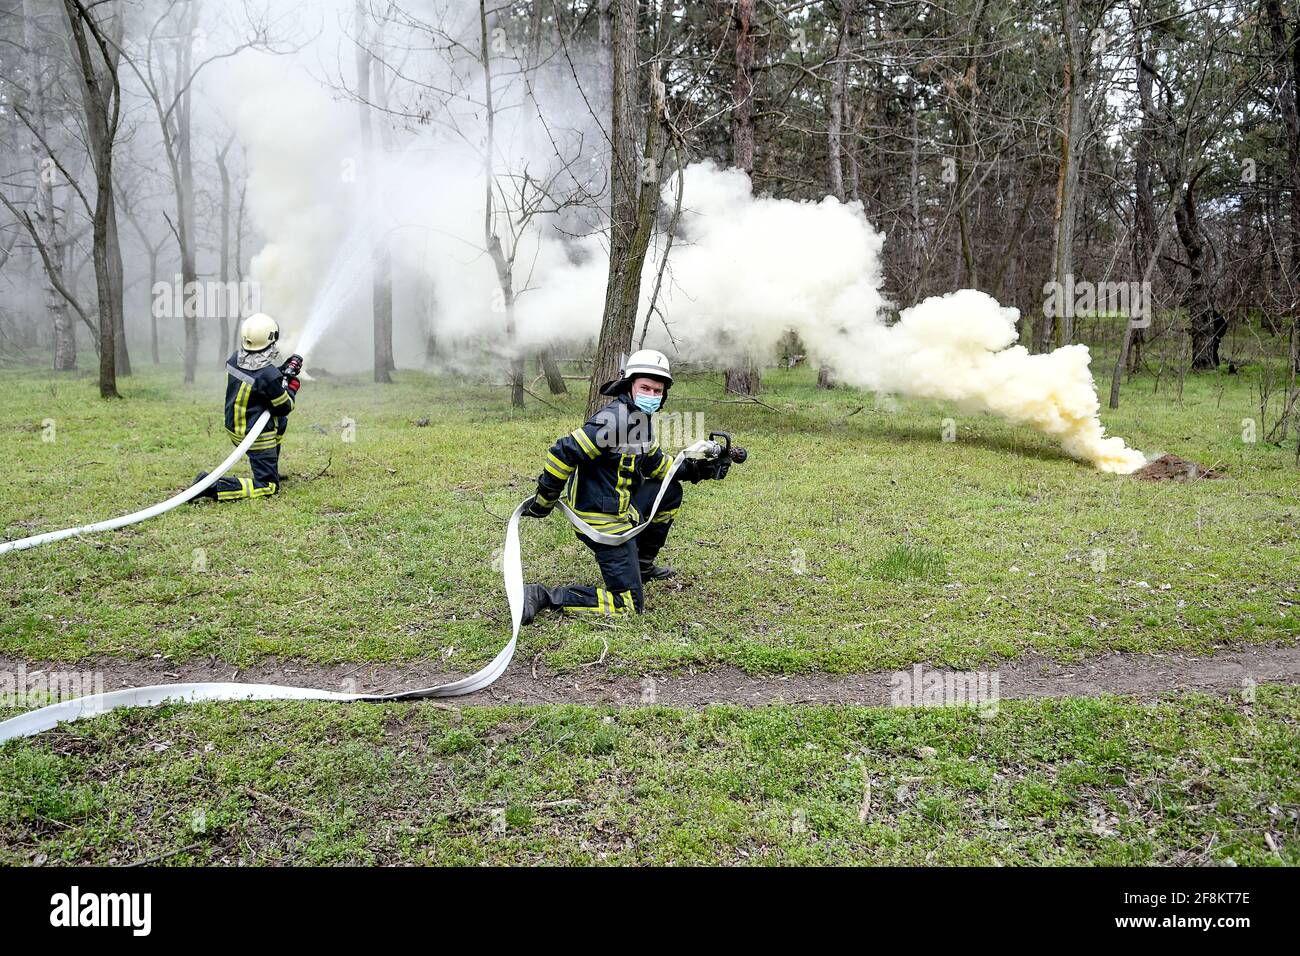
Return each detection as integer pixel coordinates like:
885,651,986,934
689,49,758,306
0,435,723,742
0,411,275,556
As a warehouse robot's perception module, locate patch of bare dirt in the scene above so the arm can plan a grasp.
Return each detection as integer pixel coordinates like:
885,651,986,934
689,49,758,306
1132,453,1223,481
3,644,1297,708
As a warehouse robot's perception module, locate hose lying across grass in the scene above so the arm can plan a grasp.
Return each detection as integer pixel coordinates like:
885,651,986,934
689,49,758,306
0,435,717,741
0,411,275,556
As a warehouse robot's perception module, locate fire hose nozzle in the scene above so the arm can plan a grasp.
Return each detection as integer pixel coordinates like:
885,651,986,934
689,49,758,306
280,353,304,377
683,433,748,463
708,431,748,464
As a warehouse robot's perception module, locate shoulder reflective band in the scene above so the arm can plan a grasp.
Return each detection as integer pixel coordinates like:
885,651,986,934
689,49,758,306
0,439,718,741
225,363,257,386
0,412,272,557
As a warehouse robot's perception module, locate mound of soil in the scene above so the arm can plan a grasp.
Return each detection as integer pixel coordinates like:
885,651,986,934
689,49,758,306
1132,453,1223,481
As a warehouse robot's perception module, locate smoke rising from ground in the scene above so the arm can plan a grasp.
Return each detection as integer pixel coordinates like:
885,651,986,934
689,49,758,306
650,165,1146,473
222,15,1143,473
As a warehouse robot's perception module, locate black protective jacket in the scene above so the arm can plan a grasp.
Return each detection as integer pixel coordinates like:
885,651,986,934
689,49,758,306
223,352,295,451
533,393,700,532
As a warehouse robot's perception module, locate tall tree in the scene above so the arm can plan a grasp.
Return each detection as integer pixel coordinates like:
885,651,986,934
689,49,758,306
18,0,75,370
355,0,395,383
63,0,125,397
587,0,663,414
723,0,762,397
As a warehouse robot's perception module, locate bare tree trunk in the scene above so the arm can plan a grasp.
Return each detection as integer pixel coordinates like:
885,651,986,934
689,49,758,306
356,1,394,383
907,73,922,300
177,0,198,382
724,0,762,396
1176,172,1220,370
233,181,245,353
588,0,659,415
1267,0,1300,373
827,0,850,201
148,247,160,363
1044,0,1087,351
63,0,123,398
21,0,75,370
108,195,128,375
476,1,523,407
524,0,566,395
950,0,988,290
216,135,232,363
1123,15,1156,382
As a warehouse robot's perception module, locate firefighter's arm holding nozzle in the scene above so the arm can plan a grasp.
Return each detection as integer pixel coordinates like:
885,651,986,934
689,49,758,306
521,383,739,520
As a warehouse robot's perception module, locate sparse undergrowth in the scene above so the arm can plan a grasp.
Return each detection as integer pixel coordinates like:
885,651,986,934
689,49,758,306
0,363,1295,675
0,687,1295,865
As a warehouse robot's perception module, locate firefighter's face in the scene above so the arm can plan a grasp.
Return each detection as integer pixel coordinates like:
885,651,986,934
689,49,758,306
630,377,664,398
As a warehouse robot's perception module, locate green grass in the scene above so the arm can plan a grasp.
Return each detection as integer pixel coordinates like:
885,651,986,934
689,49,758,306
0,361,1296,674
873,544,948,582
1,687,1295,865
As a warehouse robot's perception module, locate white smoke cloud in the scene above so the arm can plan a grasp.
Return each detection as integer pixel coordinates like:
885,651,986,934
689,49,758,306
638,163,1145,473
219,25,1143,473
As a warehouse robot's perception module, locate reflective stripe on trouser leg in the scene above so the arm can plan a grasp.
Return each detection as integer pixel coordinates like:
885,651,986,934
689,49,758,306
210,447,280,501
557,586,636,616
546,536,644,614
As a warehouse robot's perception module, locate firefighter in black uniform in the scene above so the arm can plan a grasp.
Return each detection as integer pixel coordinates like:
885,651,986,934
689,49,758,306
518,350,731,622
192,312,303,502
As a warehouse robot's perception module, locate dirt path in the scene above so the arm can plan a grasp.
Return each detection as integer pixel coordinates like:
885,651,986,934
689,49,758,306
4,644,1298,707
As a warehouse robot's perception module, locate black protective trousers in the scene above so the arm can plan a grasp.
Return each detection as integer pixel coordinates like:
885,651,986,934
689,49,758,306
208,417,288,501
541,477,683,616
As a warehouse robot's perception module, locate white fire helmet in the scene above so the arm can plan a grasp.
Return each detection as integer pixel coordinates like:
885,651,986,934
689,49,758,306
599,348,673,398
622,349,672,385
240,313,280,352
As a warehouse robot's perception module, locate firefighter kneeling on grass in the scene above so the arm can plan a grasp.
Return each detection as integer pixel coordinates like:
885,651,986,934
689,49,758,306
191,312,303,502
518,350,731,623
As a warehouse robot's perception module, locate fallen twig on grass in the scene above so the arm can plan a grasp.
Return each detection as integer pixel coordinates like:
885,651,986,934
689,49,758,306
125,843,202,867
723,383,781,412
522,386,566,413
580,636,611,667
858,767,872,822
302,454,332,481
476,493,507,522
354,449,397,474
832,405,866,426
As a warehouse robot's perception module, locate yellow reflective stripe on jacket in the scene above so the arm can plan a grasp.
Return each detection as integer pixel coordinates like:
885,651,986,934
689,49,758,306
615,455,634,515
270,390,292,408
544,452,575,481
567,510,634,534
572,428,599,458
236,383,251,436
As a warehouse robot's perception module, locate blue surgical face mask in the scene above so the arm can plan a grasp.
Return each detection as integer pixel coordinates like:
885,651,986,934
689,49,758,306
634,394,662,415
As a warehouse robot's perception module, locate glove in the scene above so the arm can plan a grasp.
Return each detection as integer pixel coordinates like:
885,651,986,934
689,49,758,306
286,377,301,395
522,495,553,518
684,457,726,483
280,354,304,377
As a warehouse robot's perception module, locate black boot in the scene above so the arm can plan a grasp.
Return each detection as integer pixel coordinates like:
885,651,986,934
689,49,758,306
190,472,217,501
639,561,675,582
520,584,554,625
